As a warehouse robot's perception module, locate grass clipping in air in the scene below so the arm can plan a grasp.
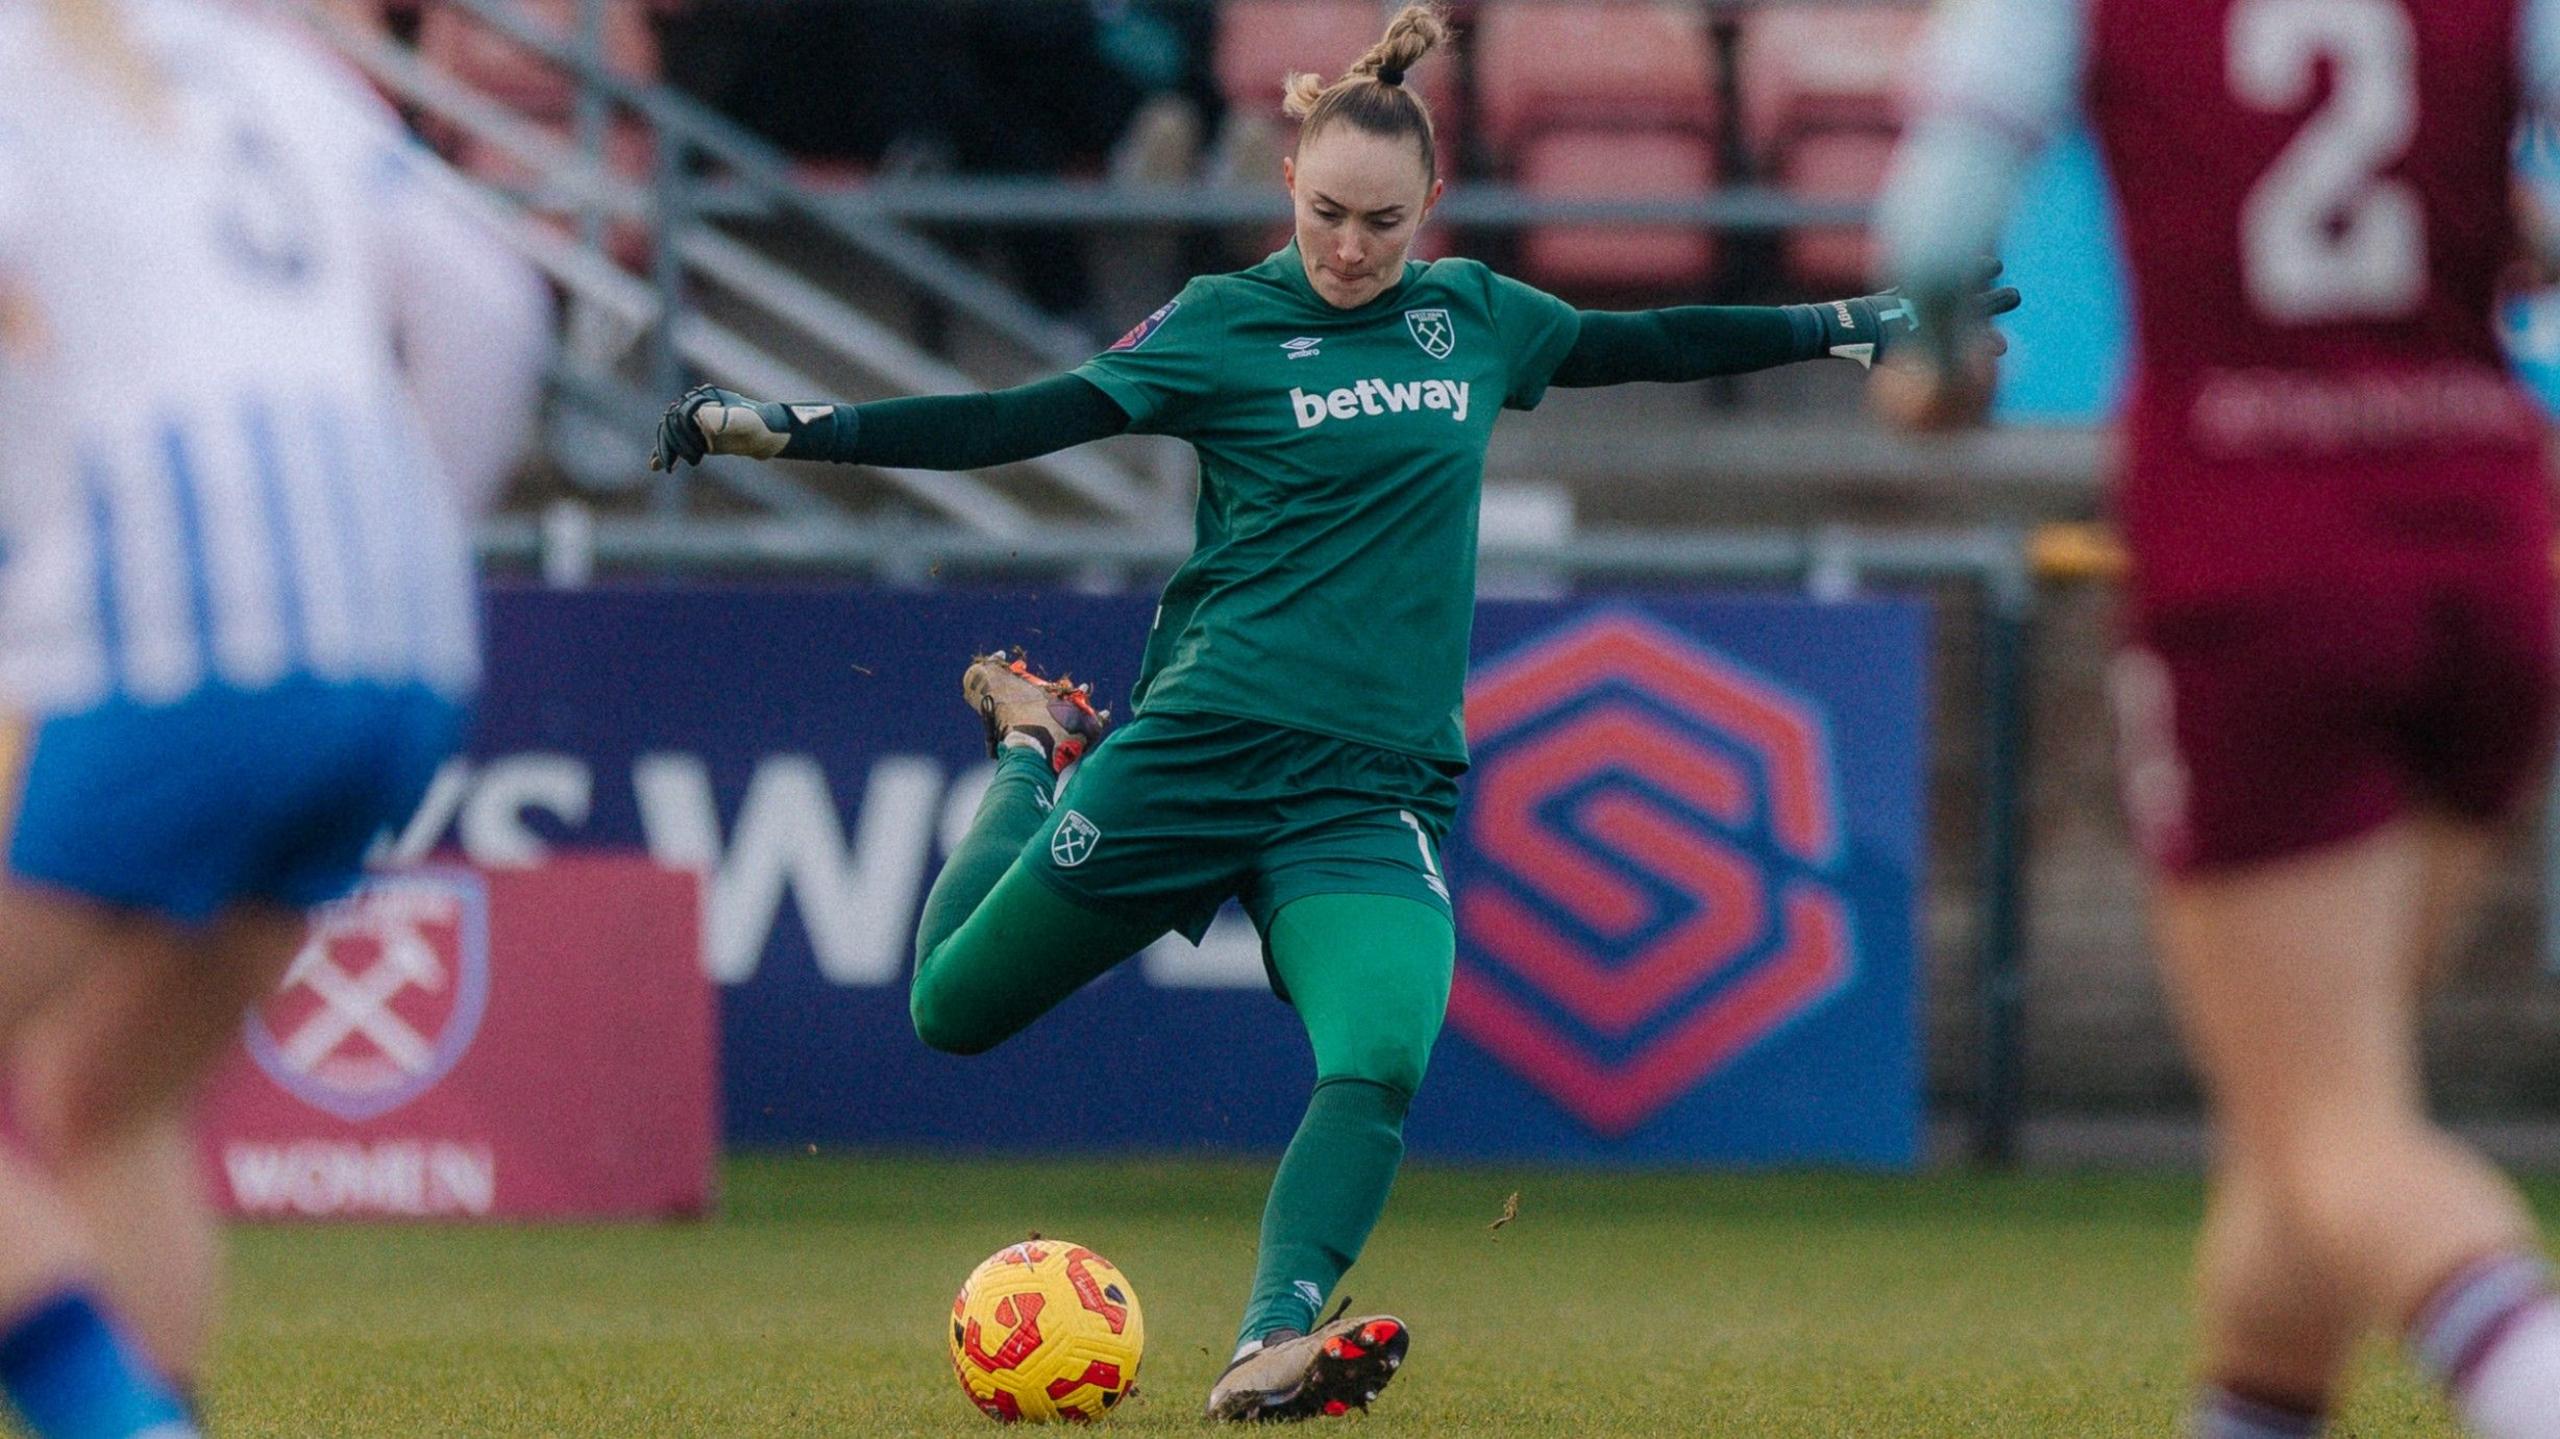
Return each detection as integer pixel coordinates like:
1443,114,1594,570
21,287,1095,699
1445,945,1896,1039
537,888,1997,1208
208,1155,2496,1436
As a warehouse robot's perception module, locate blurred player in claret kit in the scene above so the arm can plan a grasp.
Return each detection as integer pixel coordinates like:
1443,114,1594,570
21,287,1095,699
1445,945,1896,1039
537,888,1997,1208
0,0,550,1433
1876,0,2560,1435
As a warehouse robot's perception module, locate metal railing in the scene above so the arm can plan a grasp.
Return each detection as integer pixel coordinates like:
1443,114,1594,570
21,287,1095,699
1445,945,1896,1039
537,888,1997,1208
298,0,2002,539
797,177,1871,230
300,0,1183,536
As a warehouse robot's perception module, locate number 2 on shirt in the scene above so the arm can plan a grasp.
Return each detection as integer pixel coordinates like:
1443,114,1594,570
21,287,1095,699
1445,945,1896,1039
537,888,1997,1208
2229,0,2426,323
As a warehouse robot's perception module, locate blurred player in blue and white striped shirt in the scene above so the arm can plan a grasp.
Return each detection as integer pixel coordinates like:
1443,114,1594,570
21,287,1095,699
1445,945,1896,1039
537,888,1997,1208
0,0,550,1432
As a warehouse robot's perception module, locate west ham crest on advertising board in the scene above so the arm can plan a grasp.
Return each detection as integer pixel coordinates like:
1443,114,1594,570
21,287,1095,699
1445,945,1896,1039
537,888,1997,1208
1405,308,1454,359
242,871,492,1123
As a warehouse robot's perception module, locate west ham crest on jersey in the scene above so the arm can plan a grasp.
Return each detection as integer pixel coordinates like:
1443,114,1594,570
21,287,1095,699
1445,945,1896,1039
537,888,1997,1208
1050,811,1102,868
1405,308,1455,359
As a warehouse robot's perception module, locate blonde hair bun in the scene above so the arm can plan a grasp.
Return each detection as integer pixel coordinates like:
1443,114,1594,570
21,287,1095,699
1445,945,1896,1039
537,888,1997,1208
1282,2,1449,121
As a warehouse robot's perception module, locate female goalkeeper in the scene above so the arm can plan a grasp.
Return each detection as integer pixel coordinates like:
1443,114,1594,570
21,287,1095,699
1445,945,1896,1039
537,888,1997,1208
654,3,2014,1421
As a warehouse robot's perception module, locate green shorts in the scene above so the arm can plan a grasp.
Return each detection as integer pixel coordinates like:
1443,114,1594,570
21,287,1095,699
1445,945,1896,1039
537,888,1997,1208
1021,709,1462,946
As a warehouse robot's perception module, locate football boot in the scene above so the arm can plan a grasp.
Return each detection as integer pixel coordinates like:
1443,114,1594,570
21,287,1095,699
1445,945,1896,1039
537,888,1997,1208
961,647,1111,773
1205,1313,1410,1422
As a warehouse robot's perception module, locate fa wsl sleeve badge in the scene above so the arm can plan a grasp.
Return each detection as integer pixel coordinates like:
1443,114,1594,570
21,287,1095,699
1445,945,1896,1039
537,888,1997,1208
1108,299,1180,352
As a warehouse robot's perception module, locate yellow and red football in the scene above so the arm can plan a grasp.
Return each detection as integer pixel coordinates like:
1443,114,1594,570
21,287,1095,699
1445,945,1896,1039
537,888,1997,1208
948,1239,1144,1422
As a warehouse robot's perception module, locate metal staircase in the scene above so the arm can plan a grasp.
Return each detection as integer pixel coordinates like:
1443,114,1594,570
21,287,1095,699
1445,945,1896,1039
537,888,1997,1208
294,0,1194,562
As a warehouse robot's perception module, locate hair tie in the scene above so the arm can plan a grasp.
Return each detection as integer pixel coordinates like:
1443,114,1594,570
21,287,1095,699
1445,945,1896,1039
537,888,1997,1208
1376,66,1405,86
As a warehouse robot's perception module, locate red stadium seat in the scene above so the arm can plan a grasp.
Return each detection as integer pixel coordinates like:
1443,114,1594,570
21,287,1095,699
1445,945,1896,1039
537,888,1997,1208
417,0,659,124
1741,6,1926,292
1471,1,1715,150
1771,128,1897,294
417,0,661,268
1518,127,1716,298
1215,0,1389,115
1470,4,1719,299
1740,7,1921,139
451,121,658,269
789,157,874,192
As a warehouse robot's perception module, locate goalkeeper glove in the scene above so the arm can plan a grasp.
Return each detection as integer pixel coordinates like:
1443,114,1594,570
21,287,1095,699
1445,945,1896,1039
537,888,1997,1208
1810,257,2020,369
650,385,844,471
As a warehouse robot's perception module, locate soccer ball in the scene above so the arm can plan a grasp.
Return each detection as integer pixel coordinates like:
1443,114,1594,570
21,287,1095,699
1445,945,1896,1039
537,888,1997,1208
948,1238,1145,1422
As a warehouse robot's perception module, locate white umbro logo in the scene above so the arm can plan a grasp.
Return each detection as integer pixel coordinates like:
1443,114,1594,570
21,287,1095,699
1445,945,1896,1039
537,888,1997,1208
1281,336,1322,360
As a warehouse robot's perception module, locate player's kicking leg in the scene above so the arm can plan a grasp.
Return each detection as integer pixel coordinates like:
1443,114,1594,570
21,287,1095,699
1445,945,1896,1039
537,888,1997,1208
2158,819,2560,1438
910,649,1158,1055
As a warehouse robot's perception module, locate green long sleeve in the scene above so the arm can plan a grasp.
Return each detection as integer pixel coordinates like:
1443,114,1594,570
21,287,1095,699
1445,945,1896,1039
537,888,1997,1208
1547,305,1827,387
780,373,1132,469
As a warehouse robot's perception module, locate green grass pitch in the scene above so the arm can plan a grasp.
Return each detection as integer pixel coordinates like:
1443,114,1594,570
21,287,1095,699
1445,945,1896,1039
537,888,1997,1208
206,1155,2521,1435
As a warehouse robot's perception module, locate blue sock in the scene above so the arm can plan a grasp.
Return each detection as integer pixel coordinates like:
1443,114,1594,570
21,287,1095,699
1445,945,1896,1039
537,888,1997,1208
0,1290,194,1439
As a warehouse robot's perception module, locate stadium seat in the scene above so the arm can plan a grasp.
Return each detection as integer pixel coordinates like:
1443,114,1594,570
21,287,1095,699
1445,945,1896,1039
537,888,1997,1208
417,0,659,124
417,0,661,267
1470,0,1715,149
449,123,657,208
416,0,659,174
1740,6,1922,138
1517,127,1716,297
1470,3,1719,298
1769,127,1898,293
789,157,874,192
1740,5,1926,292
1213,0,1461,117
1214,0,1385,114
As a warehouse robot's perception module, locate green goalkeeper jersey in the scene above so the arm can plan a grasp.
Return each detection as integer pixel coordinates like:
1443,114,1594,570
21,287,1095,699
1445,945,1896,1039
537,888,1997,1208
1074,244,1582,765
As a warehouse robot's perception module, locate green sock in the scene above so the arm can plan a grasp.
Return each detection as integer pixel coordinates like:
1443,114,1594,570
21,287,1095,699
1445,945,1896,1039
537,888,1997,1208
915,746,1054,958
1234,894,1452,1349
1239,1076,1412,1345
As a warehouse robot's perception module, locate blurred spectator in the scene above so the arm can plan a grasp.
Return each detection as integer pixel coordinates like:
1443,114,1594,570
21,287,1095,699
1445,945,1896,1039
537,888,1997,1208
663,0,1225,332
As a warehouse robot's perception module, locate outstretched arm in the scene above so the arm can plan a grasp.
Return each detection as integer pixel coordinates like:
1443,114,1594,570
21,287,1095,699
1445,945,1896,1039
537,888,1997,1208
1871,0,2085,427
651,373,1132,472
1548,307,1810,387
377,151,556,515
1548,270,2020,389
